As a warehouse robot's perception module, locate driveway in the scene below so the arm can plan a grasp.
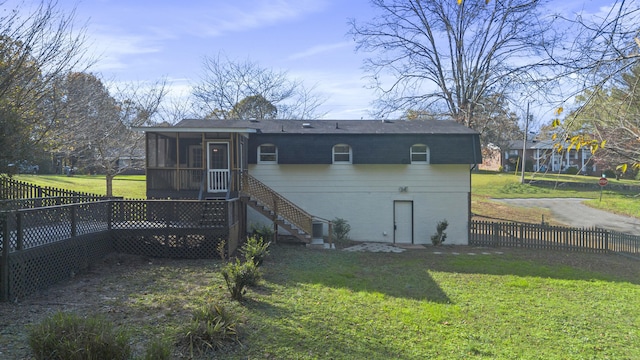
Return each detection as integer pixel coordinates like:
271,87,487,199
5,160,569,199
495,198,640,235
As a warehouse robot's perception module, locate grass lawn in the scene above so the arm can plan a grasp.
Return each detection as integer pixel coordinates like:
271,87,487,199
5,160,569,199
472,172,640,221
6,245,637,359
3,174,639,358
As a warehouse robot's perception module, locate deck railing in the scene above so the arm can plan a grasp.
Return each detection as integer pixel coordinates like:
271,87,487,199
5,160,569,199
241,172,313,236
1,199,243,302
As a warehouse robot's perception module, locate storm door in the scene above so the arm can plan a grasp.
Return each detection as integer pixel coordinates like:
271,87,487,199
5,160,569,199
394,200,413,244
207,142,229,192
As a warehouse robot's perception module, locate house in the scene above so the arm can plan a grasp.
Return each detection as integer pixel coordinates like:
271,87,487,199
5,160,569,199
136,119,482,245
503,140,601,175
479,143,502,171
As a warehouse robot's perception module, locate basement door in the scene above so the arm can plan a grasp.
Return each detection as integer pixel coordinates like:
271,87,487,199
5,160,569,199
394,200,413,244
207,142,229,192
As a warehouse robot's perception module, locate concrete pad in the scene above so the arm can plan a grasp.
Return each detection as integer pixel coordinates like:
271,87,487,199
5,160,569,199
342,243,406,253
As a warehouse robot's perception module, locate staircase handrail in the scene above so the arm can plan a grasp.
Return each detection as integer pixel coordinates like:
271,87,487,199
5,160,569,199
241,171,313,235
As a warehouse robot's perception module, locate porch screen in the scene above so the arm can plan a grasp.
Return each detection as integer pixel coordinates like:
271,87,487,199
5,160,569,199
148,133,177,167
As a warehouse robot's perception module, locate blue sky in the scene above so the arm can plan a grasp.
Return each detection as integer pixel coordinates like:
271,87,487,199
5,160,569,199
64,0,377,119
28,0,623,120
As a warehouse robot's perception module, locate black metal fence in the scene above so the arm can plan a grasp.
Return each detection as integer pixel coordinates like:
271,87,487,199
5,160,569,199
470,220,640,259
0,177,102,201
1,199,243,302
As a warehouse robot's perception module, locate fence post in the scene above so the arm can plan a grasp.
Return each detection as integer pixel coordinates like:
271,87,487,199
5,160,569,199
16,212,23,251
518,223,523,247
70,205,77,238
604,229,609,252
1,215,9,302
492,222,499,247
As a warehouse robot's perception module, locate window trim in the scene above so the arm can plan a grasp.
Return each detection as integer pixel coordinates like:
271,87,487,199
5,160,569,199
332,144,352,164
410,144,430,164
258,143,278,164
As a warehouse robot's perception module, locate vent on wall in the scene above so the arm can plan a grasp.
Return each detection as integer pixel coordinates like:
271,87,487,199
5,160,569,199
302,123,313,128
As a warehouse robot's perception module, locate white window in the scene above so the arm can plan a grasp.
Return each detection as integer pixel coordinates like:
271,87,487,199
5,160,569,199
410,144,430,164
570,149,578,159
189,145,202,168
333,144,352,164
258,144,278,164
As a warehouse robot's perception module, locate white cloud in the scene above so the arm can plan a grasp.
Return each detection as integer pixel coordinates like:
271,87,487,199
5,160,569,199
82,0,330,73
177,0,329,38
287,68,376,119
288,41,353,60
86,31,163,72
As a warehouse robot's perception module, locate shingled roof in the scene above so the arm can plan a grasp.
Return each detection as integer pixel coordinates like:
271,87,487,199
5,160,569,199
172,119,478,135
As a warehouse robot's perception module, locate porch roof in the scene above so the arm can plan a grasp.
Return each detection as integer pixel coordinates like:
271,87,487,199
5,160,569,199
133,120,258,134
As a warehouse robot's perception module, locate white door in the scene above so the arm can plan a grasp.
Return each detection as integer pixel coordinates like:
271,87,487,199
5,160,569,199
394,201,413,244
207,142,229,192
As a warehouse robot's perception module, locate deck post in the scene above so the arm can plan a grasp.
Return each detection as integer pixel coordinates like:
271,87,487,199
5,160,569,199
272,222,278,244
1,215,9,302
16,212,23,251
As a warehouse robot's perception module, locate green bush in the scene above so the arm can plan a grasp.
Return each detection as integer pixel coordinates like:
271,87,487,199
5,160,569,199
143,338,172,360
565,166,579,175
332,218,351,243
240,235,271,266
178,304,240,356
603,169,616,179
249,222,274,241
28,311,131,360
216,239,227,261
430,219,448,246
221,259,261,301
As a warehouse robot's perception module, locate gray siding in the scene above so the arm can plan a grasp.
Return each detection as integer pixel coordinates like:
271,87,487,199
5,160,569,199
248,133,481,164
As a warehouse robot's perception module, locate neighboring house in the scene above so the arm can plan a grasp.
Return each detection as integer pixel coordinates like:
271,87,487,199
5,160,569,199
136,119,482,245
116,156,145,175
503,140,600,175
479,143,502,171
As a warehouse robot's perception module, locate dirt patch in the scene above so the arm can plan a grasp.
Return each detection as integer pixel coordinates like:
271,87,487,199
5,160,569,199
0,253,160,359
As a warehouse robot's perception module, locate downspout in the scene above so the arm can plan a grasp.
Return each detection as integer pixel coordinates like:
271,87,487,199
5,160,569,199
469,134,479,244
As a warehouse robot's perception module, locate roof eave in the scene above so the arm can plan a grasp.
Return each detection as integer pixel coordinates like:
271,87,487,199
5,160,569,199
132,126,258,133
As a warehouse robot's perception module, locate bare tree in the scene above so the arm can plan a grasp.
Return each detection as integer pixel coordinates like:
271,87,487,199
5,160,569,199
54,73,167,196
0,0,89,175
349,0,556,125
551,0,640,98
158,91,199,125
473,94,523,152
547,0,640,170
192,54,326,120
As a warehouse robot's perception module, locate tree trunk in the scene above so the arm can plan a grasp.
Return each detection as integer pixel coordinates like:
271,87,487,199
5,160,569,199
105,174,114,197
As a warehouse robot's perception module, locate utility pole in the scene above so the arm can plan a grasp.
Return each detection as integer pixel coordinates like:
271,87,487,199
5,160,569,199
520,102,530,184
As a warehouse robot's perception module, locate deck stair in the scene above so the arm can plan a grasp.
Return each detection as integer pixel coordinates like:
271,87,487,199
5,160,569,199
240,172,313,243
